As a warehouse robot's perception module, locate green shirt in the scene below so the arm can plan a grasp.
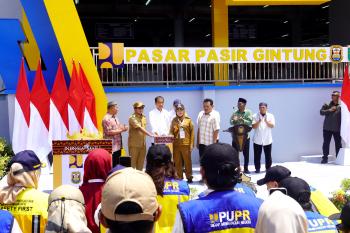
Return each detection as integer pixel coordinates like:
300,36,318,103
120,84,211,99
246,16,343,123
230,109,253,126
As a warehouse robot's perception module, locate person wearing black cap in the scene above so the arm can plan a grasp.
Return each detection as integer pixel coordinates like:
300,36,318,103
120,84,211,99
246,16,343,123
145,144,190,233
252,102,275,173
0,150,49,233
258,165,340,219
320,91,342,164
102,101,128,167
170,103,194,182
256,165,291,189
279,177,338,233
331,202,350,233
173,143,262,233
230,98,253,174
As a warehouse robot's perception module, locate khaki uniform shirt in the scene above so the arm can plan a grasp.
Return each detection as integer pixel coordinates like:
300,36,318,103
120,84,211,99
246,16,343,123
170,116,195,147
128,113,147,148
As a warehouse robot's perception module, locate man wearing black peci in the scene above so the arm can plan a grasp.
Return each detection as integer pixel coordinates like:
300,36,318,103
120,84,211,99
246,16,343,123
230,98,253,174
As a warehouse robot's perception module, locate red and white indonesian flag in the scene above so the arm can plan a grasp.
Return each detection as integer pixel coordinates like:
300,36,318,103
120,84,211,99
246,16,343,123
68,61,85,135
49,60,69,144
341,64,350,147
79,63,98,134
27,62,51,162
12,59,30,153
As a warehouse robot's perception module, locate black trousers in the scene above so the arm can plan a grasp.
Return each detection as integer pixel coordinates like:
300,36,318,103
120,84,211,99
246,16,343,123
254,143,272,171
322,130,342,159
112,150,122,167
232,138,250,171
199,144,207,159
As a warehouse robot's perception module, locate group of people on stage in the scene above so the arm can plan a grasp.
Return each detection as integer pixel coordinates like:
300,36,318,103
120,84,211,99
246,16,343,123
0,145,348,233
102,96,276,179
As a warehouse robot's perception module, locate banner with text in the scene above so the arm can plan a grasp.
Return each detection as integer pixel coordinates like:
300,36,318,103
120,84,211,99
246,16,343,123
52,140,112,188
98,43,348,66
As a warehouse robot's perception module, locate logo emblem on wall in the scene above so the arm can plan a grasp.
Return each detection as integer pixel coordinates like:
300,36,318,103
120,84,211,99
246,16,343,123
71,171,81,184
69,155,83,168
98,42,125,69
330,45,343,63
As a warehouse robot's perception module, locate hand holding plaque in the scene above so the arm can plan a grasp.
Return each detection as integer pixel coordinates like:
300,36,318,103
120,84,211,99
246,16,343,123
154,135,174,144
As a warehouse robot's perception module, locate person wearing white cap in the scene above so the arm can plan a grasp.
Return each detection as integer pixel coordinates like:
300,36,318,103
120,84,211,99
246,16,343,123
45,185,91,233
99,168,162,233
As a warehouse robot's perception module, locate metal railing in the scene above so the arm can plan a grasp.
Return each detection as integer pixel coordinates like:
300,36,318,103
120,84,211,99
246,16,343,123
91,47,345,86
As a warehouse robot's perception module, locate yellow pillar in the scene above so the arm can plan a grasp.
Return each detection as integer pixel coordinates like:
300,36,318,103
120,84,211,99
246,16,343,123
212,0,229,86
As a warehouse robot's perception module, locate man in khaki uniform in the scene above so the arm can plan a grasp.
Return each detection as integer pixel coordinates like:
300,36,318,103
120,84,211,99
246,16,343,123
170,103,194,183
128,102,154,170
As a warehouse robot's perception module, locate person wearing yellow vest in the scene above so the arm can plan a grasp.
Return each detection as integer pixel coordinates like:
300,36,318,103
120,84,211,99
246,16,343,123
169,103,194,183
145,144,190,233
0,150,48,233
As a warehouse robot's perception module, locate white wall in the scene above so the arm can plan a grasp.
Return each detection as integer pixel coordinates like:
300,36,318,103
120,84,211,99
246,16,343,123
1,85,341,165
106,85,341,165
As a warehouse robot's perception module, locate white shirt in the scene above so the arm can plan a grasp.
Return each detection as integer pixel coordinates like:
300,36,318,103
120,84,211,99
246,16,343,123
149,108,170,136
172,211,185,233
169,108,176,123
252,112,275,145
255,191,307,233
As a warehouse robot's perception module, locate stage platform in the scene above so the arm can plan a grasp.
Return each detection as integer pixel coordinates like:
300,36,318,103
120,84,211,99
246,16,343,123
0,161,349,200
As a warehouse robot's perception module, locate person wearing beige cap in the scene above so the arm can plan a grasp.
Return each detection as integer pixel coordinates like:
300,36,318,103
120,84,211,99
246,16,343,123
128,102,154,170
99,167,162,233
102,101,128,167
45,185,91,233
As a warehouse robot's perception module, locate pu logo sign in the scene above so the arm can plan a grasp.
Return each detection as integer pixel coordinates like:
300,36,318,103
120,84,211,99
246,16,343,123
98,43,125,68
209,213,219,224
69,155,84,168
209,210,252,228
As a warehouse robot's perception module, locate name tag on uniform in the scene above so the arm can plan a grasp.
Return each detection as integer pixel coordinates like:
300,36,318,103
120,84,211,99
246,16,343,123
180,128,185,139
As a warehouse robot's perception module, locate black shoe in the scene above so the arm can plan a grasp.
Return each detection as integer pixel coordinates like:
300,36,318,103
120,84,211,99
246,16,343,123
244,170,251,174
187,179,193,184
255,170,260,174
321,158,328,164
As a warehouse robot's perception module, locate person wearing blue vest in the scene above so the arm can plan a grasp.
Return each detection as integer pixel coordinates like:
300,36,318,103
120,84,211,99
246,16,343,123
279,177,338,233
146,144,190,233
198,182,256,199
172,143,262,233
0,209,22,233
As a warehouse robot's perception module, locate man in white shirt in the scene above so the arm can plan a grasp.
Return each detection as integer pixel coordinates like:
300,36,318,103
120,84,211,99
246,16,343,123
149,96,170,137
252,102,275,173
